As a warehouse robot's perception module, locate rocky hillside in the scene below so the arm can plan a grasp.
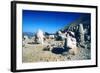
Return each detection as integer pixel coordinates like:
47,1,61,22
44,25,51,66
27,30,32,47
61,14,91,50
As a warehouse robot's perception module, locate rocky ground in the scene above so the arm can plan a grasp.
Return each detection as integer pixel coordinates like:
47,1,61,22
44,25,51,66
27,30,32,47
22,38,91,63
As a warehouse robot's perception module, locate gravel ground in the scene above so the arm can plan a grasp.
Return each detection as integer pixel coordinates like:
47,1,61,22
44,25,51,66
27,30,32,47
22,39,91,63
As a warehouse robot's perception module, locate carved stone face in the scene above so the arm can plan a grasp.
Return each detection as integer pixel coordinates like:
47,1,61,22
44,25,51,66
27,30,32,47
67,31,75,38
64,31,77,54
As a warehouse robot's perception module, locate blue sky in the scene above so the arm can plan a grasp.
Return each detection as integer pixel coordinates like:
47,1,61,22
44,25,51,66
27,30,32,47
22,10,89,33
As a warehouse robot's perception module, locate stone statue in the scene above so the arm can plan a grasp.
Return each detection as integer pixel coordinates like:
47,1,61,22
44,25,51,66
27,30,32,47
79,23,84,44
64,31,78,55
35,29,44,44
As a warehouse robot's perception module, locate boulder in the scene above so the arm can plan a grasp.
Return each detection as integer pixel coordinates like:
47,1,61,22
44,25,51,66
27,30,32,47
23,35,28,40
57,31,66,40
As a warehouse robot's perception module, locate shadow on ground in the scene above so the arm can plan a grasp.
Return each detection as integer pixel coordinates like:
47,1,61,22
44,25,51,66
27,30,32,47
51,47,69,54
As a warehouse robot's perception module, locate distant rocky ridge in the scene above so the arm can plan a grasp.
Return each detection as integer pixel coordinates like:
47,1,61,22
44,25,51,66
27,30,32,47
23,32,34,39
